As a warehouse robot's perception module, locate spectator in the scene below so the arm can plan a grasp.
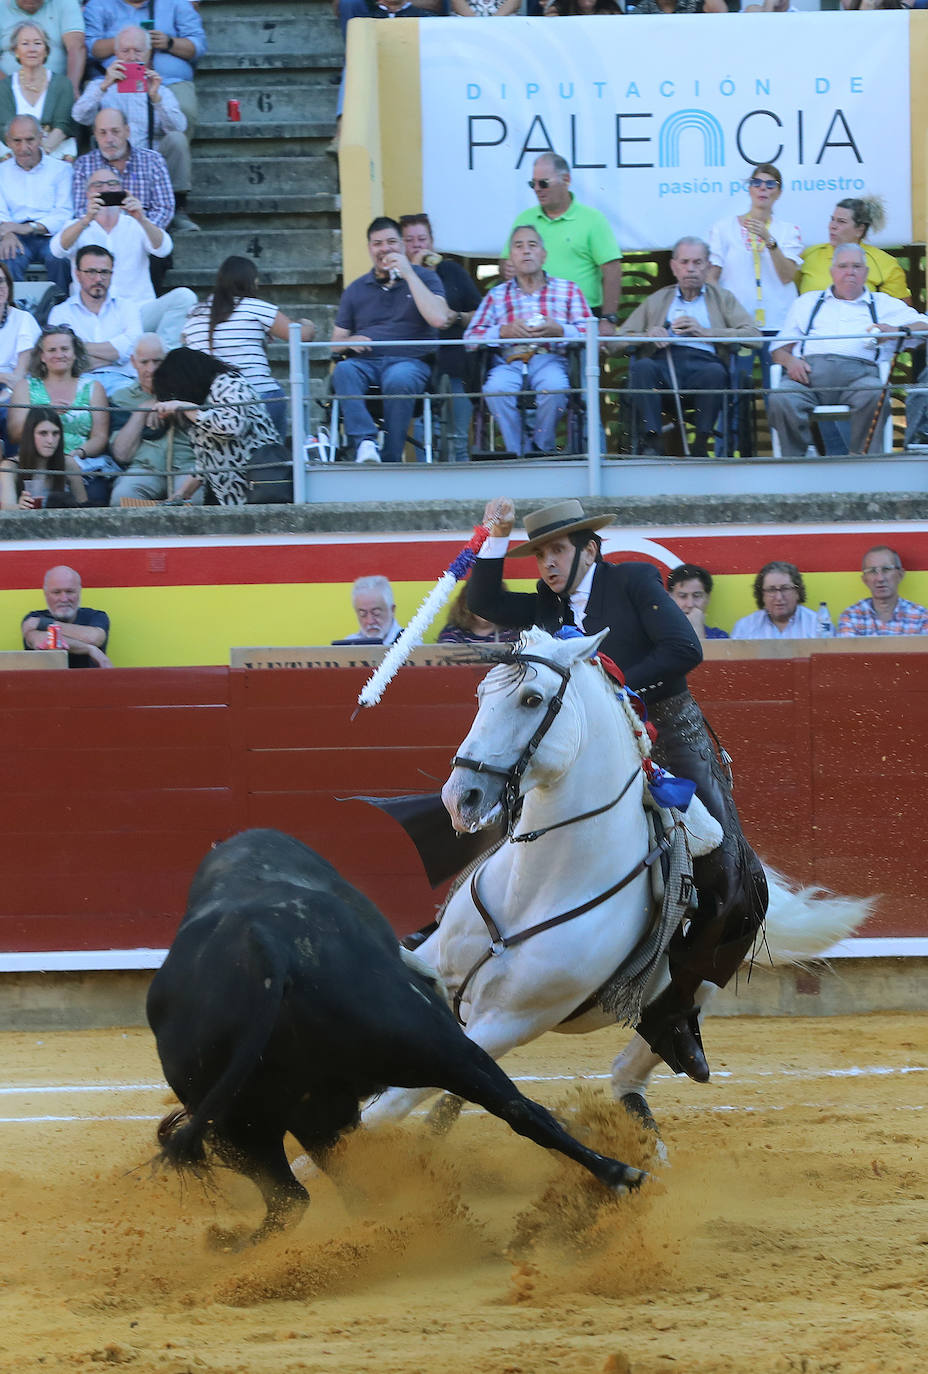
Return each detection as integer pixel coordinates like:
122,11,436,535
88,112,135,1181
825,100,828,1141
332,574,403,646
182,255,315,441
464,224,591,456
768,243,928,457
330,0,439,154
152,346,282,506
505,152,622,332
83,0,205,139
620,236,761,456
0,20,77,161
731,561,820,639
837,545,928,636
0,0,85,96
47,242,141,393
21,564,111,667
71,107,174,235
331,215,450,464
108,333,199,505
630,0,725,11
454,0,520,11
49,166,193,348
797,196,911,303
7,325,110,501
399,212,482,462
72,24,195,229
666,564,728,641
0,402,87,506
543,0,622,11
0,113,71,289
0,257,40,431
707,163,802,384
437,582,520,643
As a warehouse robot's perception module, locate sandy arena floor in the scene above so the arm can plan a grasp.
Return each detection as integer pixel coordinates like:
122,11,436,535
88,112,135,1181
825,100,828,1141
1,1011,926,1374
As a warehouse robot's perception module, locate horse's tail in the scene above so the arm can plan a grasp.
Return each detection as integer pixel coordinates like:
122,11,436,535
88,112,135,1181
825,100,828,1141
759,863,875,966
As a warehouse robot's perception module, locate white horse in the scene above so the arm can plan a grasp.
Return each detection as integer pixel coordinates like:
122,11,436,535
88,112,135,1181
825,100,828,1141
363,627,871,1135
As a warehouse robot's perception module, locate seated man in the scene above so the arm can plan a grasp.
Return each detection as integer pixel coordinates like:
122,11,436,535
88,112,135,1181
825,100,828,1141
331,574,402,645
0,0,85,94
731,561,820,639
72,24,196,231
72,108,174,234
621,236,761,456
109,333,200,504
666,563,729,641
49,165,194,348
47,242,141,393
0,114,72,290
21,563,111,668
464,225,592,456
769,243,928,457
330,216,450,464
837,544,928,636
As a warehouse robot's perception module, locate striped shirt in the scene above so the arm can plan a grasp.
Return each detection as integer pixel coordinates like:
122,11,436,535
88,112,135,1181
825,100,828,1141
72,145,175,229
837,596,928,637
464,274,592,360
183,297,278,390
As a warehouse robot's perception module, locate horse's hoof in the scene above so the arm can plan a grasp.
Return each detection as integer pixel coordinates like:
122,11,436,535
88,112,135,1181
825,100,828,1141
620,1092,661,1136
614,1165,649,1195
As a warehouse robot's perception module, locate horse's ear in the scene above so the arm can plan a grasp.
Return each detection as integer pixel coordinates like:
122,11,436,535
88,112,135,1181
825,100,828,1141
562,627,610,664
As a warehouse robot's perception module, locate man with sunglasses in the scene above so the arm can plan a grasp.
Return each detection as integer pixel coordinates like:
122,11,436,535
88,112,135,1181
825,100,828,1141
506,152,622,335
837,546,928,637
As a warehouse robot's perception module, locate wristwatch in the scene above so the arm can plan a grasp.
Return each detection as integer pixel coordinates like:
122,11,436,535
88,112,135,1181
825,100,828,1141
166,35,174,51
601,312,619,324
766,239,778,251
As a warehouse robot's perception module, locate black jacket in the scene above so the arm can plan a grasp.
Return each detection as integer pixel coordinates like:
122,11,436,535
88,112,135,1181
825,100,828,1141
467,557,702,703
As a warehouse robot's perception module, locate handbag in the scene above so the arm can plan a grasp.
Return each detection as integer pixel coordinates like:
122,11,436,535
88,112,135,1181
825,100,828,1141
245,441,293,505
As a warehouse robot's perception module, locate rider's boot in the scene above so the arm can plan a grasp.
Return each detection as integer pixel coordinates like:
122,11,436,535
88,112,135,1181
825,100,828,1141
401,920,439,952
636,981,710,1083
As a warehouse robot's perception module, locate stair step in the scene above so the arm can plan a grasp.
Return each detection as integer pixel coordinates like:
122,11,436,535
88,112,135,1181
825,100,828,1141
189,155,337,197
165,264,339,289
203,15,338,48
199,50,342,75
171,226,337,266
195,120,333,141
198,86,337,123
188,191,339,216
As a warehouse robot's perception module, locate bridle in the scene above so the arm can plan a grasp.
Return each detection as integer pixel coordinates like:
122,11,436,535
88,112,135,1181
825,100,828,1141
447,647,672,1023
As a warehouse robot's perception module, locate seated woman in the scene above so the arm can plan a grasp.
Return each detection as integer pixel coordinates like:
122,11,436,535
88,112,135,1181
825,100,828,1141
7,326,111,503
152,347,283,506
0,404,87,508
182,255,315,440
0,21,77,161
437,583,521,644
797,196,911,303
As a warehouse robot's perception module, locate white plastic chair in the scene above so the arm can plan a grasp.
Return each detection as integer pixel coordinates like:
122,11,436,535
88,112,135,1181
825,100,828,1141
768,360,892,457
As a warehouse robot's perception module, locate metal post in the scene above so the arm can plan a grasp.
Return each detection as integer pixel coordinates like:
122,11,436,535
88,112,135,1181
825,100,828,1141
288,321,307,504
584,317,602,497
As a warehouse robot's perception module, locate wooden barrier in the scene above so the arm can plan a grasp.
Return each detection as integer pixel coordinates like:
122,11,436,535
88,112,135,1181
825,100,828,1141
1,653,926,954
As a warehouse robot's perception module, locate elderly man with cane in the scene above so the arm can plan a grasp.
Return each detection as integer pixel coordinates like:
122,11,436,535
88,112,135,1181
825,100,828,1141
620,237,761,456
769,243,928,456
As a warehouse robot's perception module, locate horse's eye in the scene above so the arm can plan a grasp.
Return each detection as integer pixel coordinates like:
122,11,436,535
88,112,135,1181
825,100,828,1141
522,691,544,709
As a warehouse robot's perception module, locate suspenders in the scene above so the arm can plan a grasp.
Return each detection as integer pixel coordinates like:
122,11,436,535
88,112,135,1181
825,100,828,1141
798,290,879,357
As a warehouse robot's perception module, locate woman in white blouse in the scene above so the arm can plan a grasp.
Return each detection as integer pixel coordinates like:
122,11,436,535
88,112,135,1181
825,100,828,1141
0,22,77,162
707,162,803,383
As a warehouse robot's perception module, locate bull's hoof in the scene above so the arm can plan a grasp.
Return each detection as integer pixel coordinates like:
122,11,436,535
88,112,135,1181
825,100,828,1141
205,1223,252,1253
425,1093,464,1136
156,1106,189,1145
620,1092,661,1136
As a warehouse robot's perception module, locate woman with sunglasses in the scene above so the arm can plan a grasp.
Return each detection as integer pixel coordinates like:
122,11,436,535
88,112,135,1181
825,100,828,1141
0,404,87,509
796,195,911,303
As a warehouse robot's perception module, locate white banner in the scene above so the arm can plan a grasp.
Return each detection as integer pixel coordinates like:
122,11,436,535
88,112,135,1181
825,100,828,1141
419,14,911,257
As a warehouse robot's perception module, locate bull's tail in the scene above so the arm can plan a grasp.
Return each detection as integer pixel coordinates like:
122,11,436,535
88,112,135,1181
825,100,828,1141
156,938,287,1172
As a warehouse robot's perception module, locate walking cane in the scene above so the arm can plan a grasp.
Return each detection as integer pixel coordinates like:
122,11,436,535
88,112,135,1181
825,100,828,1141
862,325,910,455
664,343,691,457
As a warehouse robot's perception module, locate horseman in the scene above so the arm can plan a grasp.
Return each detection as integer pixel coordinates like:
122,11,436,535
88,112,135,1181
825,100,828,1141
466,497,768,1083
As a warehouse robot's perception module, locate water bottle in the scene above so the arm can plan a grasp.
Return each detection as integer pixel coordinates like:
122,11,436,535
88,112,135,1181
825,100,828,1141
816,600,834,637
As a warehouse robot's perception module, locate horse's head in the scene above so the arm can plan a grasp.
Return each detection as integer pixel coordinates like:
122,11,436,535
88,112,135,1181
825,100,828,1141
441,627,610,834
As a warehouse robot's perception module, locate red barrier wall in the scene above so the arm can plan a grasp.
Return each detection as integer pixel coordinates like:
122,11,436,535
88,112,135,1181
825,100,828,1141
2,656,925,954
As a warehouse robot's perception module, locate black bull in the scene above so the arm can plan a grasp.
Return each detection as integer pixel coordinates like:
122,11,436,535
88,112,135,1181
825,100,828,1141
147,829,646,1243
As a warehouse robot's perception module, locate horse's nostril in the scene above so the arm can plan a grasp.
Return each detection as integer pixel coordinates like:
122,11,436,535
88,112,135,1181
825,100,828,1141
462,788,481,813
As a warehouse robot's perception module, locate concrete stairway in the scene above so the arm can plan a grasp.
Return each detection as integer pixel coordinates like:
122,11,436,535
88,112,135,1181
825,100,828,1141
166,0,344,352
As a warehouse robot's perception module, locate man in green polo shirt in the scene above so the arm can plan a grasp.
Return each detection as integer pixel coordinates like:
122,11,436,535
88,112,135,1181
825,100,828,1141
505,152,623,336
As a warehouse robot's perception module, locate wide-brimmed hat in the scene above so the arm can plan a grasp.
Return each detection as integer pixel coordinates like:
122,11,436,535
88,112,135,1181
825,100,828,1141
507,500,616,558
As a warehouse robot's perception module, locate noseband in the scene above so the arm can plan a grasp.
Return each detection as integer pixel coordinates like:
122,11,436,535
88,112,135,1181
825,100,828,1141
450,652,572,835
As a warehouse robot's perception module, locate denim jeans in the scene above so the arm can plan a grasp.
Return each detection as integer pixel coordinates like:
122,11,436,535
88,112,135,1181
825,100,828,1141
332,353,431,462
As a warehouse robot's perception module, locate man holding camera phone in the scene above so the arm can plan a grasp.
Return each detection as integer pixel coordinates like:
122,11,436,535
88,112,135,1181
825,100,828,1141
73,24,196,233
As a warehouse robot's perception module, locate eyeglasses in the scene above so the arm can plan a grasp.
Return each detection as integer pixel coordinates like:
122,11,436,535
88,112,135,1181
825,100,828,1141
762,584,797,596
862,565,900,576
749,177,779,190
78,267,112,277
528,178,554,190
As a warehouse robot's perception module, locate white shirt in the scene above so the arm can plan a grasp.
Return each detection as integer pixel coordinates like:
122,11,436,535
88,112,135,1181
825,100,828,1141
708,213,803,331
49,213,172,305
730,605,820,640
0,152,73,234
665,287,716,356
773,288,928,365
48,291,142,365
0,305,39,374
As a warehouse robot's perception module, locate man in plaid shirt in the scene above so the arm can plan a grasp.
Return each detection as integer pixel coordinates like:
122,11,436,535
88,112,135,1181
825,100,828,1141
72,108,174,232
464,226,591,456
837,545,928,636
